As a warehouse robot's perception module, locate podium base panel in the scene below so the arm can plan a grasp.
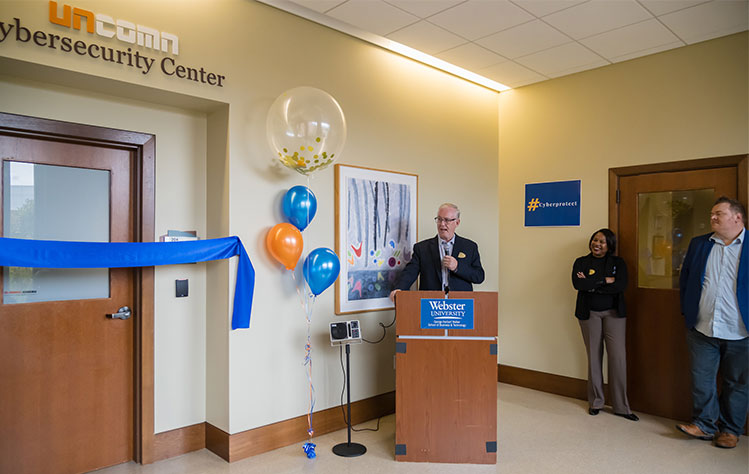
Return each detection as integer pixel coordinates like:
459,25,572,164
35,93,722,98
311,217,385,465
395,339,497,464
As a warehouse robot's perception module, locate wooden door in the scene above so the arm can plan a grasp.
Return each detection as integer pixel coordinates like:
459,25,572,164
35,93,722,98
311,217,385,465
0,135,135,473
618,167,737,421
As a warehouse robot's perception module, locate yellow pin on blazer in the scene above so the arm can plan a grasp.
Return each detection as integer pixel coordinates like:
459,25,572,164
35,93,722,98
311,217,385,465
588,269,596,275
457,252,466,258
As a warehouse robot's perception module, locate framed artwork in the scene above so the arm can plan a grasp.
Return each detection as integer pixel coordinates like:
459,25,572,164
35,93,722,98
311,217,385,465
334,164,418,314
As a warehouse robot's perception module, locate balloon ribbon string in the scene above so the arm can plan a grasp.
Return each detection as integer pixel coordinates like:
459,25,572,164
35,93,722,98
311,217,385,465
303,294,316,438
291,181,315,441
290,271,306,309
291,272,316,438
302,180,314,439
306,175,311,230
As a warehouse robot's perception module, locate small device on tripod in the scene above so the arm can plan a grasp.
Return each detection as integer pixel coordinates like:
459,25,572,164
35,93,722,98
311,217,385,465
330,320,366,457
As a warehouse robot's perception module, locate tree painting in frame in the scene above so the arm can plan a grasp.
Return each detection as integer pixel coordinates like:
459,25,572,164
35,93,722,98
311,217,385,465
335,164,418,314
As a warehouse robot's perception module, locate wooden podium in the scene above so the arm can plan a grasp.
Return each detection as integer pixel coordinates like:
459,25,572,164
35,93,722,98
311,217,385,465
395,291,498,464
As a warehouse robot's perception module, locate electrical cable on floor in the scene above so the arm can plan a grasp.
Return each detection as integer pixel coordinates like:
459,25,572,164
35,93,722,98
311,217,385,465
338,345,383,432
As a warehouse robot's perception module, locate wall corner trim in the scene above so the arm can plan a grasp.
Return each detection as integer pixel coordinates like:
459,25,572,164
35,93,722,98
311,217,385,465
200,391,395,463
498,364,590,401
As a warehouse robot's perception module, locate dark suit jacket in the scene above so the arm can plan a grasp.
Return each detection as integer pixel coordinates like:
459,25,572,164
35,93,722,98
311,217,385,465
394,234,484,291
571,254,627,320
679,231,748,330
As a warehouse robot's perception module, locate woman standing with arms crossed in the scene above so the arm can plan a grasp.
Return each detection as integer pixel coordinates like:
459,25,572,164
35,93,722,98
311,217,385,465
572,229,639,421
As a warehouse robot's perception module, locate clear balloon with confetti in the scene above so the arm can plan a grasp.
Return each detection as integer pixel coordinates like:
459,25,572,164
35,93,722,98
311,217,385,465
266,87,347,176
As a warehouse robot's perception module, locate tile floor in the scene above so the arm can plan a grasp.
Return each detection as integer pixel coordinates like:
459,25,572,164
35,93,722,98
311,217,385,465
95,383,748,474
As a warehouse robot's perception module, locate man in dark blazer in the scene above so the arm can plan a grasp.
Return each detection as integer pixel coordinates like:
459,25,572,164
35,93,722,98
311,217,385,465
390,203,484,298
676,196,748,449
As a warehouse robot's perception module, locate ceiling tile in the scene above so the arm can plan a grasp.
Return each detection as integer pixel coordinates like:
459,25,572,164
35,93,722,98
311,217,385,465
385,0,465,18
436,42,508,70
609,41,685,63
544,0,654,39
545,57,609,78
480,60,547,87
327,0,419,36
507,77,547,88
476,19,572,58
510,0,587,18
637,0,707,16
428,0,534,40
387,20,467,54
580,19,683,60
659,0,749,44
289,0,347,14
515,41,605,76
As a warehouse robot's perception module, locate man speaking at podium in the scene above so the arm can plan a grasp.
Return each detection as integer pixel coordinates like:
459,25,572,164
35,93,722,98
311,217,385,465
390,203,484,299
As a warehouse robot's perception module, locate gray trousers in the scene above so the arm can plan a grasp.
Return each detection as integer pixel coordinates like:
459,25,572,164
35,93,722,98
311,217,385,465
578,309,632,414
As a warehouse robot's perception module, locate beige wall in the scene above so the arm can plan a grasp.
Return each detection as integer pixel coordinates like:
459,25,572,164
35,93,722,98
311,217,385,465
223,4,499,434
0,0,499,435
497,32,748,379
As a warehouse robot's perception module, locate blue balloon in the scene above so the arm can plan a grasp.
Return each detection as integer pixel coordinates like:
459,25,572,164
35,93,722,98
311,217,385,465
303,248,340,296
282,185,317,231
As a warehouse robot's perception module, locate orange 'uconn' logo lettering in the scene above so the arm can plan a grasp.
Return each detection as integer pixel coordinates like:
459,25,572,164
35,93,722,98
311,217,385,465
49,1,94,33
48,1,179,55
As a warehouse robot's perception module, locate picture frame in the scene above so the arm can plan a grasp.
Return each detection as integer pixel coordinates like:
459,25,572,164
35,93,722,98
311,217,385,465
334,164,418,314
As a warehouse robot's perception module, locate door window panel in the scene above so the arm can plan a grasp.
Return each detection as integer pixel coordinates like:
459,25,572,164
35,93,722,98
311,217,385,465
3,161,110,303
637,189,714,289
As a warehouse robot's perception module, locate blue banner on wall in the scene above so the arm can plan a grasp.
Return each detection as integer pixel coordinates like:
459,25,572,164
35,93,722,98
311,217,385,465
420,298,474,330
525,180,581,227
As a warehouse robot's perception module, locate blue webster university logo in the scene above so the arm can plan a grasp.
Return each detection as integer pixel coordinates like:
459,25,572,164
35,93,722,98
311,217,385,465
420,299,474,330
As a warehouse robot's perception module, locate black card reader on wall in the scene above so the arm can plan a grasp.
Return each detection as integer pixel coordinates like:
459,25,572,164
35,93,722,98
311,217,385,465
176,279,188,297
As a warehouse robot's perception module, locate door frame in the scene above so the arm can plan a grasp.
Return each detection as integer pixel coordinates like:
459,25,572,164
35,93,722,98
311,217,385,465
609,154,748,233
0,112,156,464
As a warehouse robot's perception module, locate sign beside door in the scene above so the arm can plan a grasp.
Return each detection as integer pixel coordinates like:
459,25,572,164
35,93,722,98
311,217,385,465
525,180,581,227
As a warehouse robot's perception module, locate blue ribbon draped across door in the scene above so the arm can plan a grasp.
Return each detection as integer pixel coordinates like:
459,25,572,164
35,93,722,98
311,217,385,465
0,236,254,329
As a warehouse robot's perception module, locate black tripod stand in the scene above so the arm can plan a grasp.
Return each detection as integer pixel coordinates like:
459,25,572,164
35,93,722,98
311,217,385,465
332,343,366,457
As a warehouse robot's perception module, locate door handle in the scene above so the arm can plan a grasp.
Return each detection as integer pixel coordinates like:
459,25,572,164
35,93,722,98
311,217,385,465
107,306,132,320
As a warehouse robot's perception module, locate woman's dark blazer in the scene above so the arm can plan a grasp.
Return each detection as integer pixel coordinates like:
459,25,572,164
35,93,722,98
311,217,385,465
571,254,627,320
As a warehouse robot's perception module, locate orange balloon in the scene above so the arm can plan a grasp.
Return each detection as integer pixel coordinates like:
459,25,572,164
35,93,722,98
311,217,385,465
266,223,303,270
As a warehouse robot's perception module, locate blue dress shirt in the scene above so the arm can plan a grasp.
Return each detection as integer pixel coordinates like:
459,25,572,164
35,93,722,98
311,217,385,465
695,228,747,339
